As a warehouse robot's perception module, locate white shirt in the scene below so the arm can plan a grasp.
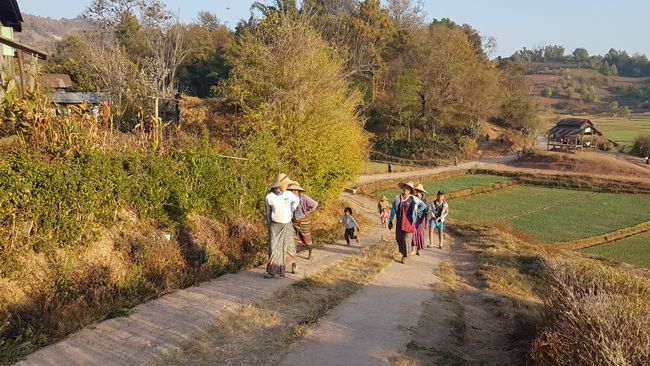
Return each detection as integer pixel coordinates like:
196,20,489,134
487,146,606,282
265,190,300,224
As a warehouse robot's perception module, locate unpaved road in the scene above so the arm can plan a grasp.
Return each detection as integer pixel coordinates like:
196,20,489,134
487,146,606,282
282,193,447,366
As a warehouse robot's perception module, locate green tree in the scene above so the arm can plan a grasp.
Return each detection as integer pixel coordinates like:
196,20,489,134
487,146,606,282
392,69,421,140
572,47,589,61
222,15,368,203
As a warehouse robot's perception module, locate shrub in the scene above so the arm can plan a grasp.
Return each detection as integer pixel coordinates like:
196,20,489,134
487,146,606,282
632,135,650,157
221,15,368,204
374,136,460,160
541,87,553,98
531,259,650,365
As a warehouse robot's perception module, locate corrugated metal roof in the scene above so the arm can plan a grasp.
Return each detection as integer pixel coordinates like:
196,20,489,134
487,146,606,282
0,0,23,32
556,118,593,128
50,92,107,105
548,118,603,136
39,74,74,89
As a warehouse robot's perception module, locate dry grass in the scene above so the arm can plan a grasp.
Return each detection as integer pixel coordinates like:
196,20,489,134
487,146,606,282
159,239,396,366
531,258,650,366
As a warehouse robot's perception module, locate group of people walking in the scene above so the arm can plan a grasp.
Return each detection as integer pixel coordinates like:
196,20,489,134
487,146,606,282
380,181,449,264
263,174,449,279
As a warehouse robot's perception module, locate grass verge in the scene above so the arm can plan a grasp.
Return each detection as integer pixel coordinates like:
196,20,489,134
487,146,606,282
158,238,396,366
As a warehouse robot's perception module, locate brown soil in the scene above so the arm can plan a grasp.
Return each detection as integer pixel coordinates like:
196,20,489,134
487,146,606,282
476,122,523,158
508,150,650,178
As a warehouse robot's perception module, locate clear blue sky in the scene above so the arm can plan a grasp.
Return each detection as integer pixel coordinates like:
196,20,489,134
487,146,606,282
19,0,650,57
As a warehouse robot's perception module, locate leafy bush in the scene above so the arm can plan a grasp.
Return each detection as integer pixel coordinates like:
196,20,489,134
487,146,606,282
632,135,650,157
374,136,461,160
221,15,368,204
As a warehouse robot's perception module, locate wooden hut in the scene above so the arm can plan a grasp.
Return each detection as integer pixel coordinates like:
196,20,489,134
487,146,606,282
547,118,603,151
0,0,47,98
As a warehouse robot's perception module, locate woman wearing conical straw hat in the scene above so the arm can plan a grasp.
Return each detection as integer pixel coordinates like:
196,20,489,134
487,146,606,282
411,183,429,256
387,181,422,264
287,181,319,260
264,174,300,278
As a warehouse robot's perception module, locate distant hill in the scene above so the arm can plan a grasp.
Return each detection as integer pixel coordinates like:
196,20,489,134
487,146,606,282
14,14,93,55
526,67,650,116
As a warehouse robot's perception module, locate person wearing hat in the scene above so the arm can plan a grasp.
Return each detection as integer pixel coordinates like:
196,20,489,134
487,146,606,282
288,182,319,260
428,190,449,249
387,181,421,264
411,183,430,256
378,196,390,228
264,174,300,278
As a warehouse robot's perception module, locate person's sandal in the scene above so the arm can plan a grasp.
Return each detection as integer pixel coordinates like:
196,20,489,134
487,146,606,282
416,250,420,256
264,273,275,279
401,256,407,264
427,244,433,248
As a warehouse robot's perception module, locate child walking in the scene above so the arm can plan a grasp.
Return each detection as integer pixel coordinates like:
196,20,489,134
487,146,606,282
340,207,360,246
380,207,388,228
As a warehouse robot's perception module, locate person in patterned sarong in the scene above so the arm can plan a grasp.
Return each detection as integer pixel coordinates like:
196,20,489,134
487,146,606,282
411,183,429,256
288,182,319,260
265,174,300,279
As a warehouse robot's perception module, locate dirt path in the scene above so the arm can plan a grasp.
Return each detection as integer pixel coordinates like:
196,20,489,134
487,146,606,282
356,155,518,186
281,193,522,366
282,193,447,366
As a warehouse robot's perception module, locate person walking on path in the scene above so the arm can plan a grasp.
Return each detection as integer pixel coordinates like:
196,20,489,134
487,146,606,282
378,196,390,214
428,191,449,249
378,196,390,227
340,207,360,246
411,184,429,256
388,181,420,264
380,207,388,228
264,174,300,279
288,182,319,260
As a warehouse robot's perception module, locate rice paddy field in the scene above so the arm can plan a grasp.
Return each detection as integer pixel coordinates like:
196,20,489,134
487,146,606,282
451,185,650,243
583,231,650,269
592,116,650,148
373,174,513,199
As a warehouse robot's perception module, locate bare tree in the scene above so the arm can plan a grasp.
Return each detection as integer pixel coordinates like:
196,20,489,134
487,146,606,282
144,22,193,97
386,0,426,30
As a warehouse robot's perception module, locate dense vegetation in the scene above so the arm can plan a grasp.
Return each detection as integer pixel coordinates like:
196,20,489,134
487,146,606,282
511,45,650,77
0,4,367,362
45,0,541,160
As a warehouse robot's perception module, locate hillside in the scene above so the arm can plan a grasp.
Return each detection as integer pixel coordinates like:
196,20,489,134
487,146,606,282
14,14,92,54
526,67,650,115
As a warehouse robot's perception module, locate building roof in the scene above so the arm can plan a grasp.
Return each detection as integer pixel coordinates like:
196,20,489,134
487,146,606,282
50,92,107,105
38,74,74,89
0,0,23,32
548,118,602,137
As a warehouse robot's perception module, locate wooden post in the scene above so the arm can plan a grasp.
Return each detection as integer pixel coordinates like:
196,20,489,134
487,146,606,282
16,50,25,98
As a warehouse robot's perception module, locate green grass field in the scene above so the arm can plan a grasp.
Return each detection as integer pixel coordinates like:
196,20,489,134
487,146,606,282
452,186,650,243
592,116,650,148
583,231,650,269
373,174,513,199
